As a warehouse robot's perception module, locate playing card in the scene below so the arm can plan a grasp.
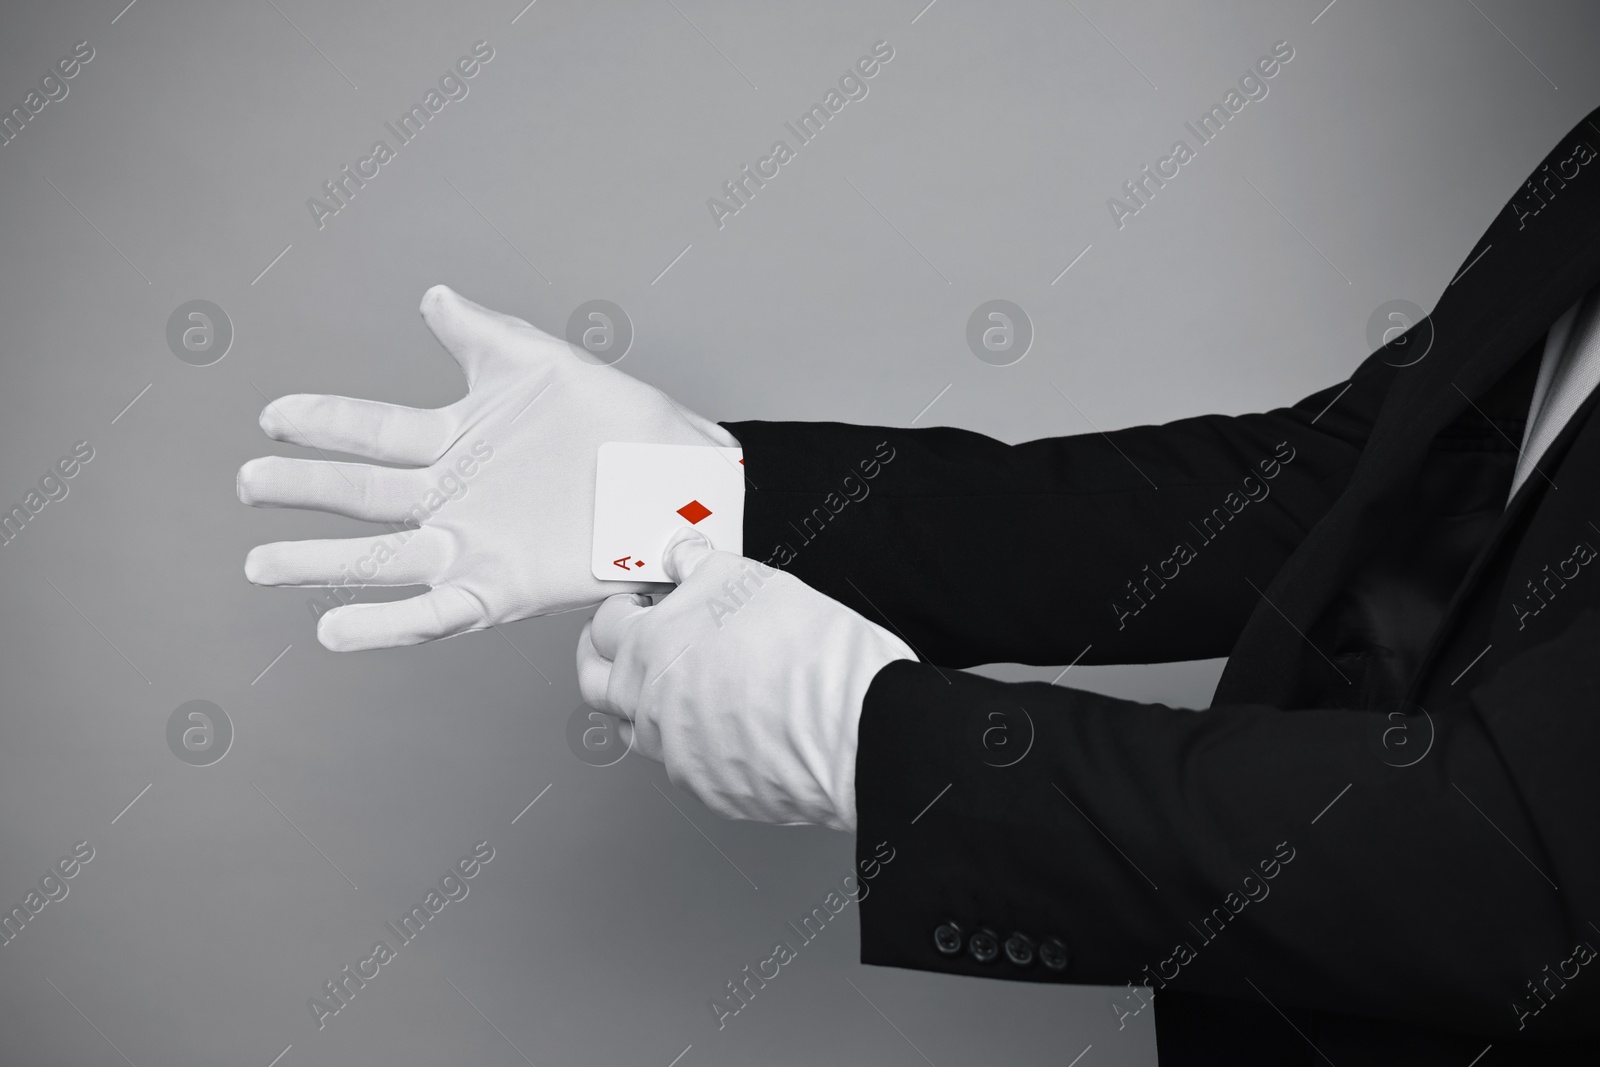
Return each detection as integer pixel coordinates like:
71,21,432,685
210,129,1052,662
592,442,746,582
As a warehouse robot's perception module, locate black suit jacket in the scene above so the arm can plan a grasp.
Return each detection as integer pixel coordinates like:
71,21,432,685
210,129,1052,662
725,107,1600,1064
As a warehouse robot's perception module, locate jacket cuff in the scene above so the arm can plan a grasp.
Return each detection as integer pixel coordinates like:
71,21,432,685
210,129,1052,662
851,660,1108,984
720,419,899,575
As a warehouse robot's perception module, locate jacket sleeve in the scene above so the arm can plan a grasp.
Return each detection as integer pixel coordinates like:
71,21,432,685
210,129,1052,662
848,608,1600,1038
723,352,1397,669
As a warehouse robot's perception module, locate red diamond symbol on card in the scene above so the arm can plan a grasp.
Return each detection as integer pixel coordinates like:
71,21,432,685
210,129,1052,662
677,499,711,524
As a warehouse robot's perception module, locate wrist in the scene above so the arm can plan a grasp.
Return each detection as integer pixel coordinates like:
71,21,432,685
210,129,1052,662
833,631,917,833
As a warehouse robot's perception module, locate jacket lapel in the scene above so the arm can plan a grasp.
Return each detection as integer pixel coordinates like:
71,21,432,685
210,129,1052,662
1215,110,1600,707
1404,374,1600,702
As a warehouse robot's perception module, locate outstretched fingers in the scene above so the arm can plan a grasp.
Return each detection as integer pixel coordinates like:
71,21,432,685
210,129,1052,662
316,586,487,651
258,393,465,466
237,456,432,523
245,527,450,588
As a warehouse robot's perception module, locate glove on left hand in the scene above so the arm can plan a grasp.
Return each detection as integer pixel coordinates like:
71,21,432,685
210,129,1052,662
577,530,916,832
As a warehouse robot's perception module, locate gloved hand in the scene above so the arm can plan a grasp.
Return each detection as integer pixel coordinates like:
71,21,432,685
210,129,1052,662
576,529,917,832
239,285,737,651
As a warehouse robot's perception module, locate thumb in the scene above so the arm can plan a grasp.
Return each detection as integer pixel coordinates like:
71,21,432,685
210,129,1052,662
419,284,536,386
662,527,715,585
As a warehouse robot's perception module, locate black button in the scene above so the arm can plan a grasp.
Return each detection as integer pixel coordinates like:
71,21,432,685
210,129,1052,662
1039,936,1070,971
1004,932,1035,967
933,922,964,956
968,927,1000,963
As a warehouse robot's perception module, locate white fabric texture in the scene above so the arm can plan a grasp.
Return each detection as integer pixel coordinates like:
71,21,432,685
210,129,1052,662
577,529,917,832
239,285,738,651
1512,285,1600,499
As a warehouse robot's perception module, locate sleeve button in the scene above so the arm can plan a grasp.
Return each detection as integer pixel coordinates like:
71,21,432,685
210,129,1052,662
968,927,1000,963
933,922,964,956
1039,936,1070,972
1003,932,1035,967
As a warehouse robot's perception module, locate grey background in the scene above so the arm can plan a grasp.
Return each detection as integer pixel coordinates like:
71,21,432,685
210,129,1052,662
0,1,1595,1064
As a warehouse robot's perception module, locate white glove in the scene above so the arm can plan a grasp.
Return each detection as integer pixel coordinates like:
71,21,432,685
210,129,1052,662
576,528,917,832
239,285,737,651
